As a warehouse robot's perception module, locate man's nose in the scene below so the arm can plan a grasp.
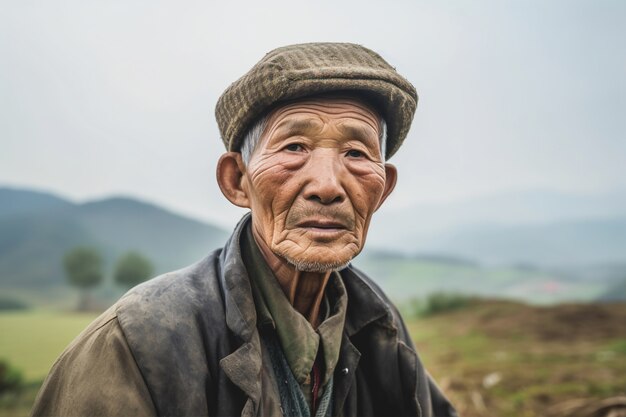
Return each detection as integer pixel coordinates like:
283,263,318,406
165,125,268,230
302,151,346,205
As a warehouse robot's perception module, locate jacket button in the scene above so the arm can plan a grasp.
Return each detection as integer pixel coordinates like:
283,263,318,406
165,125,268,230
341,367,349,375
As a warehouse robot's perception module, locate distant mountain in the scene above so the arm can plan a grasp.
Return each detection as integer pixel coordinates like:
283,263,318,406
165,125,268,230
76,197,228,272
0,188,74,218
598,278,626,302
426,217,626,266
368,188,626,266
0,187,229,289
375,188,626,232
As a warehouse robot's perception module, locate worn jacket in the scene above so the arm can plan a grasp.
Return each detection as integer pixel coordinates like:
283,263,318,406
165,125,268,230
32,216,457,417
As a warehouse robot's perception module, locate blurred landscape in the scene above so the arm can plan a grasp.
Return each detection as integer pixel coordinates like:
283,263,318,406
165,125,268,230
2,185,625,308
1,185,625,416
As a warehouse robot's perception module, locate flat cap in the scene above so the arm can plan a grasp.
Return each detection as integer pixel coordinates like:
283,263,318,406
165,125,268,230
215,42,418,159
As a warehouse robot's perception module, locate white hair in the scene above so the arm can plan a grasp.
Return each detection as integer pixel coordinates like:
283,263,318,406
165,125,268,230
240,114,387,165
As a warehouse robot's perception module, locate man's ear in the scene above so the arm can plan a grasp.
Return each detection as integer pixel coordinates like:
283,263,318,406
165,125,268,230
375,163,398,211
216,152,250,208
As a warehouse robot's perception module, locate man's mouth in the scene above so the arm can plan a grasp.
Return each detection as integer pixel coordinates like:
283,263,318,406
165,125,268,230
286,207,356,235
296,219,348,231
297,219,348,237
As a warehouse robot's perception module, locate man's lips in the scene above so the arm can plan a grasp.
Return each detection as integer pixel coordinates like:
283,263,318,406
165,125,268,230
296,219,348,230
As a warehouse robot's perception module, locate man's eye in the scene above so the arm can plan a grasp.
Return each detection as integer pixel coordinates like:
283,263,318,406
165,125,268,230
347,149,364,158
285,143,303,152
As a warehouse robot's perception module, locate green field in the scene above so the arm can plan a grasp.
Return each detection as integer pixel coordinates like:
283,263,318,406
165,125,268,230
1,301,625,417
356,256,610,305
0,310,99,417
0,310,99,382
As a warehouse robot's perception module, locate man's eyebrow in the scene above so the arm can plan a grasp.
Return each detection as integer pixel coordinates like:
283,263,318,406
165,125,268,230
337,122,379,144
273,118,322,136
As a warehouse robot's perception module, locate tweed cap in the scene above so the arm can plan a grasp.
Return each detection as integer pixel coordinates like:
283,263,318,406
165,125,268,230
215,42,418,159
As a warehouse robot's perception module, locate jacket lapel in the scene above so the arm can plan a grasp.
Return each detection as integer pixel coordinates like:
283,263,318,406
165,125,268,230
218,214,264,416
219,336,263,417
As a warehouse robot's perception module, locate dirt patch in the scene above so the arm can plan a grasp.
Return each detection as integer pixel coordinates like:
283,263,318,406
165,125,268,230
459,300,626,342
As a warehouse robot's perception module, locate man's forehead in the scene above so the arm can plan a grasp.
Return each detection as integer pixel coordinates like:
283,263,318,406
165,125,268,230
266,117,380,147
265,95,382,132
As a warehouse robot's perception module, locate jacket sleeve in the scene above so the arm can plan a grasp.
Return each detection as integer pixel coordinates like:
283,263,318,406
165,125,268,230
30,309,157,417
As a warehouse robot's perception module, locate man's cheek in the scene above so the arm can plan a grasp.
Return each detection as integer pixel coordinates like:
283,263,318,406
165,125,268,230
352,185,385,220
250,170,291,203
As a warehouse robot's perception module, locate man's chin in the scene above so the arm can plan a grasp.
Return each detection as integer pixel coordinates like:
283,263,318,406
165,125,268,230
277,249,354,272
285,257,350,273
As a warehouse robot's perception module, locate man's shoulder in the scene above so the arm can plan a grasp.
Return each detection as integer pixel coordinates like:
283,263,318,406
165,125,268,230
108,249,234,399
114,249,227,337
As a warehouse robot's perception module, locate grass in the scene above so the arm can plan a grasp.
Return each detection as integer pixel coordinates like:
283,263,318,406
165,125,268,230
0,382,40,417
0,310,99,382
0,310,98,417
408,300,626,417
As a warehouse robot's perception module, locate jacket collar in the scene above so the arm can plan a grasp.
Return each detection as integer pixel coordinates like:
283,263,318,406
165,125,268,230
218,213,262,416
340,265,397,337
218,213,258,341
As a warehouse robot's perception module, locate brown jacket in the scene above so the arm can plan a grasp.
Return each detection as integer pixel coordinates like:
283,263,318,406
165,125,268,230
31,215,457,417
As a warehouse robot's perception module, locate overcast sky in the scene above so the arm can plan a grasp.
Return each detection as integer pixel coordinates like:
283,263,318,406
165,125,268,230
1,0,624,227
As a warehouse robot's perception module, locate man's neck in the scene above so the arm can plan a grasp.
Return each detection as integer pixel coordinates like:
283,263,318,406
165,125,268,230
252,227,331,329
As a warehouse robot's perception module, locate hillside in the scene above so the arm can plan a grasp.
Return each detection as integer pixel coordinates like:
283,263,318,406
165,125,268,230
408,299,626,417
0,189,74,218
0,187,229,296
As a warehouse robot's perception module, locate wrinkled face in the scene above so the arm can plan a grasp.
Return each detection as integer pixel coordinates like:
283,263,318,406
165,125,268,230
241,97,394,271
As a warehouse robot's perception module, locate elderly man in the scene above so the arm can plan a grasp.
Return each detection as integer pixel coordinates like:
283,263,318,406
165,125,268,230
31,43,457,417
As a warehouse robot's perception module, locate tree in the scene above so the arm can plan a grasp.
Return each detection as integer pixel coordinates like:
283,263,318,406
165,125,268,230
0,359,23,396
63,247,103,311
114,251,153,289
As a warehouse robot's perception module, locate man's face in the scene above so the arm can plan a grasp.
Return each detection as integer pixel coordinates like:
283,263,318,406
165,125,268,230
240,96,396,271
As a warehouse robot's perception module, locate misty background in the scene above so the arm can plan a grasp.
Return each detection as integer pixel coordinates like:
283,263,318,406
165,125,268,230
2,3,626,415
1,0,625,306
